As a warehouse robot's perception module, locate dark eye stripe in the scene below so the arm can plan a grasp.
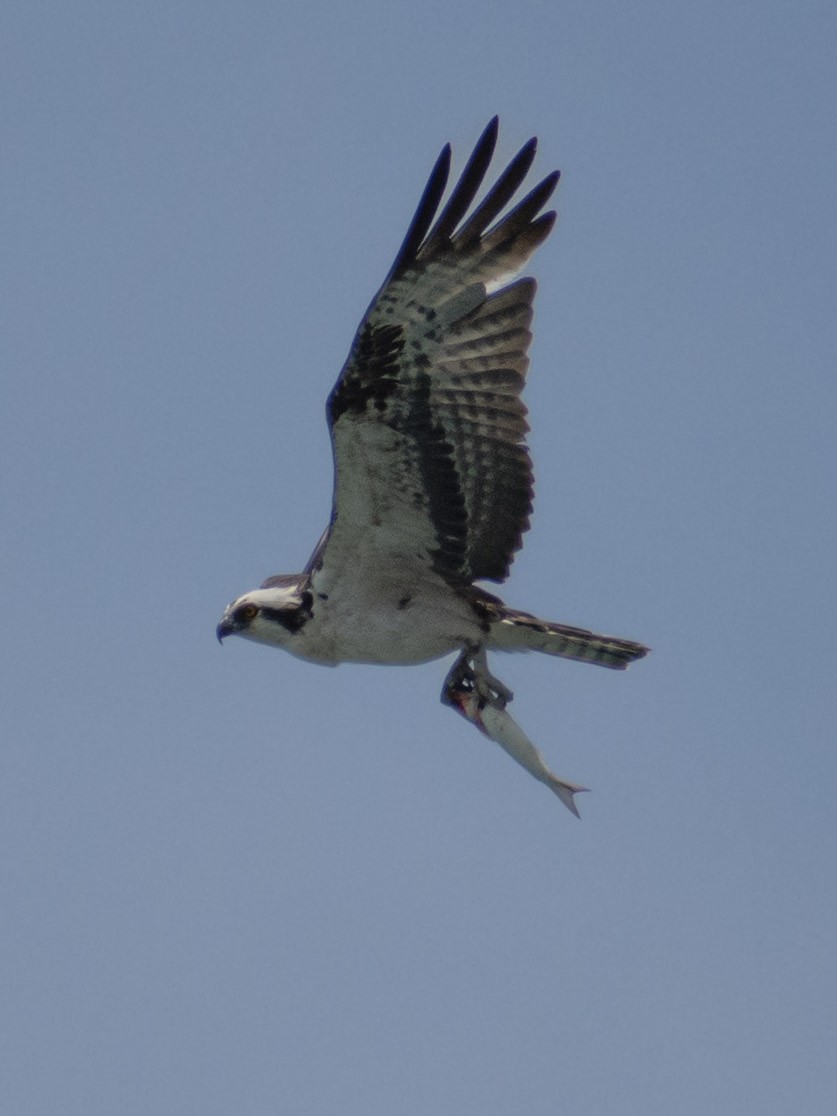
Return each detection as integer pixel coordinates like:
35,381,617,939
260,603,311,634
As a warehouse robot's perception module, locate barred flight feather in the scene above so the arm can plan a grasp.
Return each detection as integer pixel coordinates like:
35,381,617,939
324,118,558,585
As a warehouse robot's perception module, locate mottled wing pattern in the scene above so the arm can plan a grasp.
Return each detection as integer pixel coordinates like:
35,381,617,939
319,118,558,587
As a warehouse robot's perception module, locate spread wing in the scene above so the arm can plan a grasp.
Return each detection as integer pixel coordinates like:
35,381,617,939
316,118,558,588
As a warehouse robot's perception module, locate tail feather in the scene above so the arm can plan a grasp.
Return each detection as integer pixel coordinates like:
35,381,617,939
490,610,649,670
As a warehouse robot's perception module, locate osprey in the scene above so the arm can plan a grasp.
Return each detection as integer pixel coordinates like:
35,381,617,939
217,118,648,815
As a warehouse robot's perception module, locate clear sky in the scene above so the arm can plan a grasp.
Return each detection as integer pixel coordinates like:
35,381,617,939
2,2,835,1113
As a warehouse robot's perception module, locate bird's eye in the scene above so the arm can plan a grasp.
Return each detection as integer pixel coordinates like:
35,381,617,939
240,603,259,622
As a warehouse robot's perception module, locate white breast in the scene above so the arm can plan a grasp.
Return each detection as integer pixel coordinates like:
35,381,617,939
291,560,483,666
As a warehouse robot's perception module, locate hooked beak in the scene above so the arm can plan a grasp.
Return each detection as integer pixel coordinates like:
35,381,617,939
216,616,236,644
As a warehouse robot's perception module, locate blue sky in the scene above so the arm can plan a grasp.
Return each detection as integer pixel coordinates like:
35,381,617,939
2,2,836,1113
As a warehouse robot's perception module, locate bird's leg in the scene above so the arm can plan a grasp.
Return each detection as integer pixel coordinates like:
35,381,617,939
471,647,514,707
441,646,513,711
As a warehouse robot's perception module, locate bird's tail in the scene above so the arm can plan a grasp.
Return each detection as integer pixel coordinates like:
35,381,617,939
489,609,649,670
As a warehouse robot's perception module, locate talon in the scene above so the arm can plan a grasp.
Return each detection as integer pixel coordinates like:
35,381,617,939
470,648,513,707
481,675,513,707
441,646,513,720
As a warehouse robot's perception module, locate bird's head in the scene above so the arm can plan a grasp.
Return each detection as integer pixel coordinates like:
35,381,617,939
216,580,313,649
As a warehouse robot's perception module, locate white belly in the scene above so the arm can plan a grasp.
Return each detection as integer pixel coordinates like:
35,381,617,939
291,567,484,666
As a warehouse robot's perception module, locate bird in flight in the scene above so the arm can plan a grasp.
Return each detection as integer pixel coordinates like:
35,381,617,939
217,118,648,815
